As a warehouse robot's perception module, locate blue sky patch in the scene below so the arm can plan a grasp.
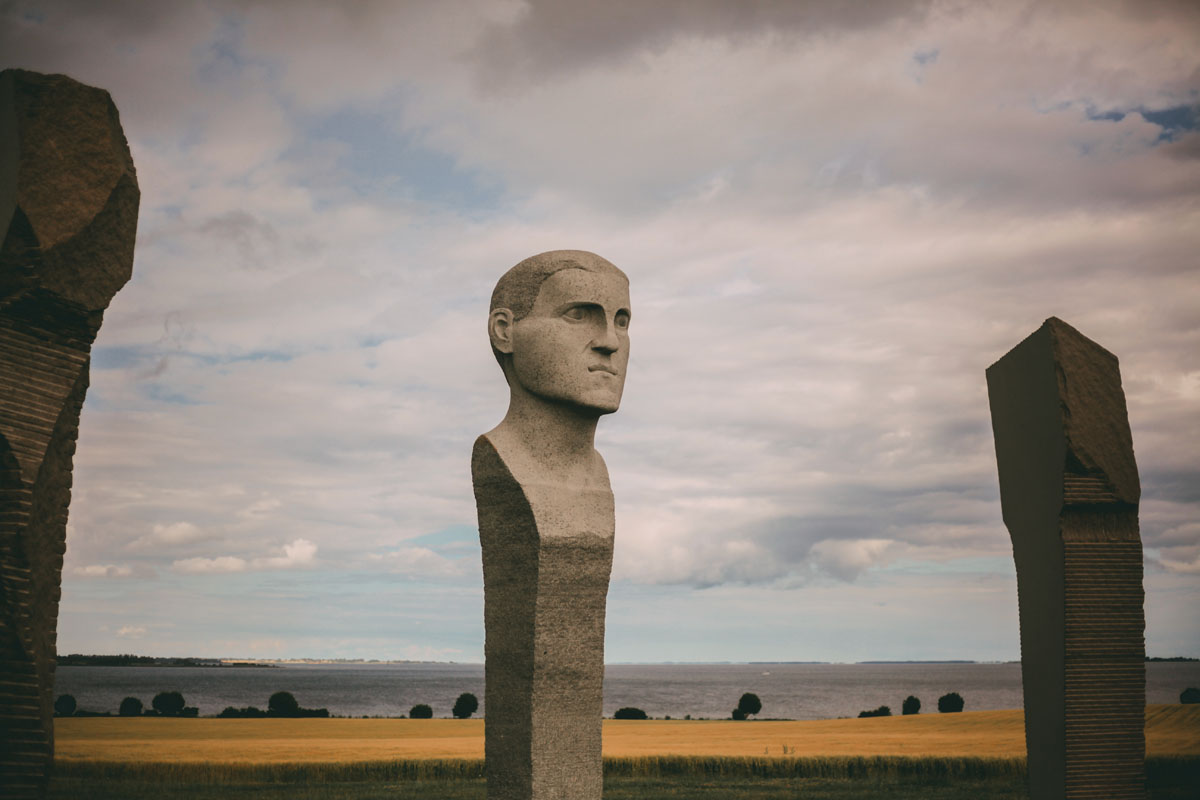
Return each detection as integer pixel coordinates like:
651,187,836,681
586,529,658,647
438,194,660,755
299,109,504,212
913,48,939,66
1086,103,1199,141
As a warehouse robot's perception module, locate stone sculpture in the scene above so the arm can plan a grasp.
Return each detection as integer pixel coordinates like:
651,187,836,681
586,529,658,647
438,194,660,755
472,250,630,800
986,317,1145,800
0,70,139,799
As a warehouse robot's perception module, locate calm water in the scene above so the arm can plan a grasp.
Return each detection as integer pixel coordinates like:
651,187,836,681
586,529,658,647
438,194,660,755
53,662,1200,721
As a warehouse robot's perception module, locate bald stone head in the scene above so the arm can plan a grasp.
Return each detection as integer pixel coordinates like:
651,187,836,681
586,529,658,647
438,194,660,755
488,250,630,416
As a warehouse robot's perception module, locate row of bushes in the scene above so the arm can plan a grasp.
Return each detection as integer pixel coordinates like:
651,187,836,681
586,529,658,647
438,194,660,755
55,690,481,719
858,692,965,718
54,692,197,718
60,686,1199,721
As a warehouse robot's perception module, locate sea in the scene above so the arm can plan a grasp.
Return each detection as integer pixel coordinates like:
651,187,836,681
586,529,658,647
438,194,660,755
53,662,1200,721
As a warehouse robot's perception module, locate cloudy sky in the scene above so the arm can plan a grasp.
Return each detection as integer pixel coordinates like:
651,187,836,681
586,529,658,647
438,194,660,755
6,0,1198,662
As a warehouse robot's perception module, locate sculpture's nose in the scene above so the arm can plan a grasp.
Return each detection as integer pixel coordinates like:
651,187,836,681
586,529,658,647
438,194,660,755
592,318,620,354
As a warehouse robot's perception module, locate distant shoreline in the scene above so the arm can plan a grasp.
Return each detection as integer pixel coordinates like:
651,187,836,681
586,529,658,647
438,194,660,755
57,654,1197,667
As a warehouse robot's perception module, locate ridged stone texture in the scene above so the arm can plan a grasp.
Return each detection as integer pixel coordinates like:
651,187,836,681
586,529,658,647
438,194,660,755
0,69,139,799
986,317,1145,800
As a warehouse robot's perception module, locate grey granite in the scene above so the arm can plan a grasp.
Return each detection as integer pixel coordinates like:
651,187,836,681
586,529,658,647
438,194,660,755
473,250,630,800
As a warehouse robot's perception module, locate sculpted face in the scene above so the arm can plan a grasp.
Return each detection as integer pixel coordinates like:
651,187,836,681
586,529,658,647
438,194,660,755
493,268,631,415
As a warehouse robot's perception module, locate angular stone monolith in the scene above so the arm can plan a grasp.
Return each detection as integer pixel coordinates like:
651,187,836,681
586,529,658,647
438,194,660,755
0,70,139,799
986,317,1145,800
473,250,630,800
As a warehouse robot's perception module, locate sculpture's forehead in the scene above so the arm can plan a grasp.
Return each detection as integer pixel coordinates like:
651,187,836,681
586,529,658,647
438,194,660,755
530,268,630,313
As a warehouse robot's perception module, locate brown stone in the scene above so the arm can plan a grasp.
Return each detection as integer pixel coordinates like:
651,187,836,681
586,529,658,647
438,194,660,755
0,69,139,799
474,251,629,799
986,317,1145,800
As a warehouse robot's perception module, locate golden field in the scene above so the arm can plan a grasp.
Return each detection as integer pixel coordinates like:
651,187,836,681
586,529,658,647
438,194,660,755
55,704,1198,763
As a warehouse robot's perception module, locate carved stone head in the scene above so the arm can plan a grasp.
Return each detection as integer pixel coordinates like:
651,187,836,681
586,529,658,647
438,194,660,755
488,250,630,415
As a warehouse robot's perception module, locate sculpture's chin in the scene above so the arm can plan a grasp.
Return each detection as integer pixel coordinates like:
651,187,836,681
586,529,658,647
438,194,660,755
526,385,623,416
557,397,621,416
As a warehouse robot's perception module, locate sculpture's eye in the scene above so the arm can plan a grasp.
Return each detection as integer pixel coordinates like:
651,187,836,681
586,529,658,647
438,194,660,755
563,306,588,321
615,311,630,330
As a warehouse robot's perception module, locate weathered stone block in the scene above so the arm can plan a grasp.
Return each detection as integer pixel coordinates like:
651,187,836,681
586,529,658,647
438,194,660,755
0,69,138,799
986,316,1145,800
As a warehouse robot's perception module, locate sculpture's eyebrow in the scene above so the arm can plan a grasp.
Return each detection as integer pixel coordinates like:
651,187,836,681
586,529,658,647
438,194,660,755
553,300,603,314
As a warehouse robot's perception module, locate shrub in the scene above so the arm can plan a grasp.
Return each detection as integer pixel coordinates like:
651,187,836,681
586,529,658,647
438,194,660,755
1181,687,1200,704
614,707,648,720
452,692,479,719
218,706,266,718
858,706,892,718
268,691,300,717
410,704,433,719
152,691,186,716
54,694,77,716
118,697,143,717
737,693,762,719
902,695,921,715
731,708,747,720
937,692,965,713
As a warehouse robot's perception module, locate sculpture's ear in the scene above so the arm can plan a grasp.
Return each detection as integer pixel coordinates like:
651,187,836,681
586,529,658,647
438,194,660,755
489,308,515,354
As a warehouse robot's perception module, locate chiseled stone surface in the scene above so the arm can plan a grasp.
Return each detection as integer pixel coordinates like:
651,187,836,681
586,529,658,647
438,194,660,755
986,317,1145,800
473,251,630,800
0,69,139,799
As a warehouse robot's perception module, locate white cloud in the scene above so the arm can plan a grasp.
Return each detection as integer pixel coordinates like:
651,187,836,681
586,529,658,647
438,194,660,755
252,538,318,569
116,625,147,638
128,521,210,551
172,555,248,574
369,546,469,579
239,497,282,519
151,522,204,543
169,539,318,574
71,564,135,578
810,539,900,582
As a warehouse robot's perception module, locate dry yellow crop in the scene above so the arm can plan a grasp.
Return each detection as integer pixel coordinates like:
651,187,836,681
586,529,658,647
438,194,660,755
54,704,1198,764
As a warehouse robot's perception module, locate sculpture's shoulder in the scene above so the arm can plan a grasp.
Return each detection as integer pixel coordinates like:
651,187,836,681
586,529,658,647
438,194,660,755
472,433,515,486
475,428,610,494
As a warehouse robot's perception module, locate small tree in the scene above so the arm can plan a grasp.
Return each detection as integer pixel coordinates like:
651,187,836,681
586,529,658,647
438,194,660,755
1181,687,1200,704
119,696,144,717
410,703,433,719
737,692,762,719
452,692,479,719
937,692,964,713
54,694,76,716
268,691,300,717
902,695,921,715
614,707,648,720
731,707,747,720
152,690,186,716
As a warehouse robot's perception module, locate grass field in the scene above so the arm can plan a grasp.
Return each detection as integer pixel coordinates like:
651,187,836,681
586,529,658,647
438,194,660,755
49,705,1200,799
55,703,1199,762
48,757,1200,800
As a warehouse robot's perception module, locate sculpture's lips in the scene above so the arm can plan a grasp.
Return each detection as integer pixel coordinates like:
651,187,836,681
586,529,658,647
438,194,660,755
589,365,617,375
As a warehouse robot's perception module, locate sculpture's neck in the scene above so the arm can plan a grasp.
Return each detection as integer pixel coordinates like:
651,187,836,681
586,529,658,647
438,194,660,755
486,390,608,490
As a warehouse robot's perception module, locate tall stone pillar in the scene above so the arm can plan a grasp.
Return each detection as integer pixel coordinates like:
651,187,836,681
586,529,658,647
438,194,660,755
986,317,1145,800
0,70,139,799
473,439,615,799
473,250,630,799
